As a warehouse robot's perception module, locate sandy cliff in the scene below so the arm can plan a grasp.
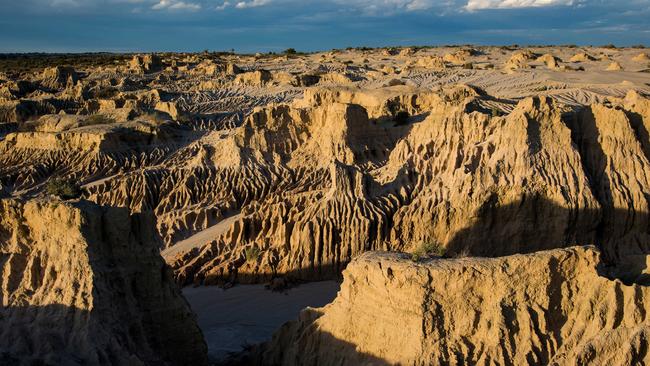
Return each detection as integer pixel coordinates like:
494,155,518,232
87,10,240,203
2,47,650,365
0,198,208,365
169,88,650,285
259,246,650,365
2,48,650,286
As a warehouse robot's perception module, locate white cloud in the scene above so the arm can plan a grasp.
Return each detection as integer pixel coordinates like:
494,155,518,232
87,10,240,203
406,0,437,10
152,0,201,10
49,0,80,6
235,0,272,9
329,0,447,14
466,0,574,10
216,1,231,10
40,0,587,14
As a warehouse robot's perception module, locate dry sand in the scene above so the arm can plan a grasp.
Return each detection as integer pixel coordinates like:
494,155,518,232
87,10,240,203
183,281,340,361
161,213,242,259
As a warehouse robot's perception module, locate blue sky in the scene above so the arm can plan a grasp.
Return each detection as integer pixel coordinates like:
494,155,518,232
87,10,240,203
0,0,649,53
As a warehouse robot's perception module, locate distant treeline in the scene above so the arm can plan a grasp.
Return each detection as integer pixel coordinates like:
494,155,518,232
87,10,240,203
0,53,134,74
1,44,645,74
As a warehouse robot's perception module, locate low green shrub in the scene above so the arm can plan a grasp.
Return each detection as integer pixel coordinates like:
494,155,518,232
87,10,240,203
245,246,261,262
46,178,81,199
411,240,445,261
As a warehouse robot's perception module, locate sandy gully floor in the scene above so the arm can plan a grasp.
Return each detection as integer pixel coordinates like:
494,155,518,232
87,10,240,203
183,281,341,361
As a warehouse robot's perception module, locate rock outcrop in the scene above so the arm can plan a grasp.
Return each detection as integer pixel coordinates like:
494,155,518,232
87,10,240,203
570,52,596,62
167,88,650,285
1,48,649,286
258,246,650,366
235,70,273,86
0,99,57,123
633,53,650,62
504,50,536,70
0,198,208,365
129,54,163,74
39,66,79,90
3,46,650,366
537,53,562,69
606,61,623,71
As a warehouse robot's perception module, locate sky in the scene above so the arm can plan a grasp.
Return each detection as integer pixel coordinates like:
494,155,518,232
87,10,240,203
0,0,649,53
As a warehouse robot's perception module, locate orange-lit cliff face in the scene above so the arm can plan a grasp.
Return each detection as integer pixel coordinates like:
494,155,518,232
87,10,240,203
2,47,650,365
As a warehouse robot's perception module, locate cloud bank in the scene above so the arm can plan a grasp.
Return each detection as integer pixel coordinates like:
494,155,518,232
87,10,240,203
466,0,575,10
234,0,272,9
151,0,201,10
42,0,585,13
2,0,647,53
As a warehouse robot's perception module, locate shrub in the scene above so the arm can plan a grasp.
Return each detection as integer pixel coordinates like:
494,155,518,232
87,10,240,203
411,240,445,261
245,246,261,262
46,178,81,199
411,240,446,261
284,48,297,55
393,111,410,126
